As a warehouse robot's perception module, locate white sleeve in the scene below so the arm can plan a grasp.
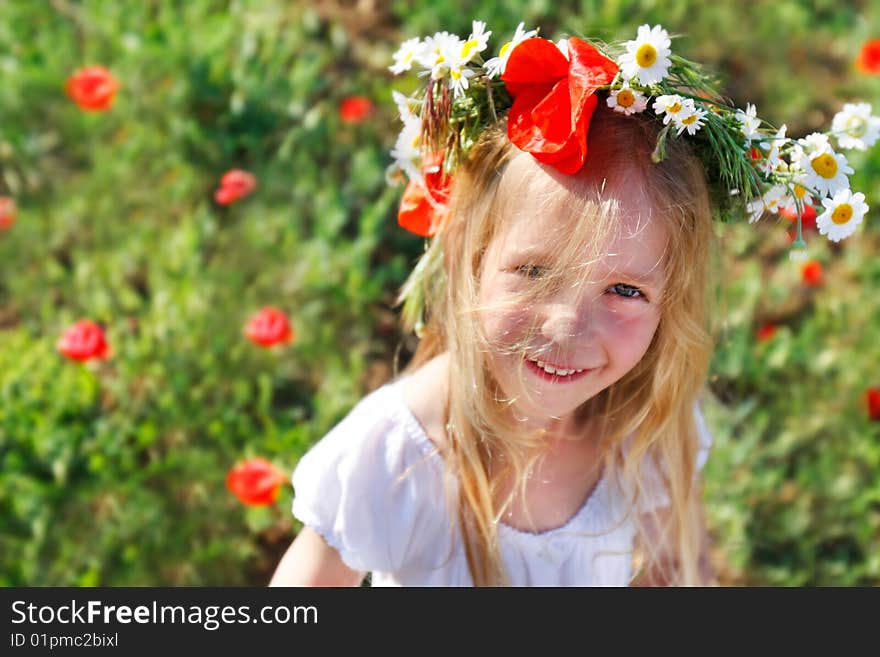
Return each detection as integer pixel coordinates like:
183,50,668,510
290,394,441,574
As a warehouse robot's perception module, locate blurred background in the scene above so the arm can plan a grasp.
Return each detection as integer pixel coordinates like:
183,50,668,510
0,0,878,586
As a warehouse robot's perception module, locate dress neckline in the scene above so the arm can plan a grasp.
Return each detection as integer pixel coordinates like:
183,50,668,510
387,375,609,540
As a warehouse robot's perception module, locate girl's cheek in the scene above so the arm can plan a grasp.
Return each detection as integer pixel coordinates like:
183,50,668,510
601,303,660,338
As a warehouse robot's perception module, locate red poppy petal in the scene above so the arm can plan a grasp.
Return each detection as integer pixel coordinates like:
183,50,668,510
507,85,562,151
527,93,598,174
566,37,620,102
504,37,617,175
530,79,574,146
398,180,438,237
502,38,570,95
214,187,237,205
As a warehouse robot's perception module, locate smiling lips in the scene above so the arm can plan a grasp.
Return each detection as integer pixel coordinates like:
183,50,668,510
525,357,594,382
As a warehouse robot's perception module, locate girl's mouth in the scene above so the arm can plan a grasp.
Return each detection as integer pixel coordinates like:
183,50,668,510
525,358,593,383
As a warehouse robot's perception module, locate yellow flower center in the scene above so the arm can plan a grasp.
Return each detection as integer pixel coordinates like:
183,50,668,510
403,52,414,64
667,101,682,113
845,116,867,138
793,184,807,200
451,69,461,81
499,41,512,58
616,90,635,107
461,39,478,61
832,203,853,225
635,43,658,67
811,153,838,179
682,114,698,125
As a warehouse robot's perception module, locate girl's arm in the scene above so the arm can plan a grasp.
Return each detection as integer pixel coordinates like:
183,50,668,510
269,527,365,587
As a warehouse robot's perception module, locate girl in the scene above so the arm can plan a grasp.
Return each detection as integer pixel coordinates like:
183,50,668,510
270,97,716,585
270,20,867,587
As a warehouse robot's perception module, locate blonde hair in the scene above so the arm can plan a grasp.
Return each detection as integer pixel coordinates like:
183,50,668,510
395,102,716,586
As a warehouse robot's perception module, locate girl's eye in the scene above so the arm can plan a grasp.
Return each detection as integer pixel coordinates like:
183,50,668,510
609,283,645,300
516,265,547,278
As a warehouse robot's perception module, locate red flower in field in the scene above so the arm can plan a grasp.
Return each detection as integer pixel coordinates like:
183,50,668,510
780,203,817,231
226,458,286,506
856,39,880,74
749,147,762,162
0,196,16,230
801,260,823,287
214,169,257,205
245,306,294,347
502,37,619,174
339,95,373,123
397,153,453,237
65,66,119,112
57,320,110,362
756,323,777,343
866,388,880,421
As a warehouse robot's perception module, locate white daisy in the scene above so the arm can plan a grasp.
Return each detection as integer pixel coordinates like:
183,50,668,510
758,124,788,175
792,139,854,198
816,189,869,242
674,105,708,135
760,185,789,214
390,117,422,183
459,20,491,65
448,63,476,98
746,197,766,224
797,132,831,154
418,31,464,80
390,37,423,75
652,94,692,125
484,22,538,78
392,90,417,122
831,102,880,151
555,38,570,60
606,81,648,115
734,103,762,146
779,183,814,214
619,24,672,86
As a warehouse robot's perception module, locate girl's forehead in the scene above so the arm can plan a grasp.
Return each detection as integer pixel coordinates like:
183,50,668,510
490,158,668,279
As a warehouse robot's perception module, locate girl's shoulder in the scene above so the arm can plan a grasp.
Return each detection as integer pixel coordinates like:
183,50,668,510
290,370,451,574
400,352,451,452
294,373,441,485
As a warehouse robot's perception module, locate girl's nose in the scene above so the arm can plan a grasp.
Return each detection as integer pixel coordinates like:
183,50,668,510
540,291,595,345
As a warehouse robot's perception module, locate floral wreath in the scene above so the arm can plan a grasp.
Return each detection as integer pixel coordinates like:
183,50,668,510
386,22,879,334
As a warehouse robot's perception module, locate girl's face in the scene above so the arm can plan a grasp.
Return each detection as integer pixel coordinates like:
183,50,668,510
477,161,668,438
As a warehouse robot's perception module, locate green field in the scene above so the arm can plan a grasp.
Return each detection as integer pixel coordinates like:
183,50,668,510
1,0,878,586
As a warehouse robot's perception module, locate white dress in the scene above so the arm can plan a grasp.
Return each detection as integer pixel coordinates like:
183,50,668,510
291,376,712,586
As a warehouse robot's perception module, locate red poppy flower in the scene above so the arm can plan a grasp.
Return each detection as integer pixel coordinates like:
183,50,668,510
502,37,619,174
0,196,16,230
780,203,817,231
756,323,777,343
245,306,294,347
801,260,823,287
397,153,453,237
57,320,110,362
65,66,119,112
226,458,286,506
214,169,257,205
866,388,880,421
856,39,880,74
339,95,374,123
